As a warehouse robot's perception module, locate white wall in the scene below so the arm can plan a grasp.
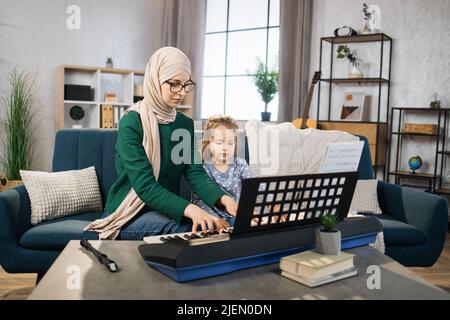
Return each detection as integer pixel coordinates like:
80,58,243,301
309,0,450,189
0,0,165,172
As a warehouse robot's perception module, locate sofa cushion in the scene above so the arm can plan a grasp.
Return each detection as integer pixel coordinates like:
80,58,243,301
366,214,426,246
20,166,103,225
20,211,102,250
348,179,382,215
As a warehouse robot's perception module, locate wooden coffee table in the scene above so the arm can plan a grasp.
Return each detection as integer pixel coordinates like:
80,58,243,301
0,265,37,300
28,240,450,300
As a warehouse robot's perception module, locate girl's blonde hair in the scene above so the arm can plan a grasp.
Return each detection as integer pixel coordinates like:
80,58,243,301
201,115,239,160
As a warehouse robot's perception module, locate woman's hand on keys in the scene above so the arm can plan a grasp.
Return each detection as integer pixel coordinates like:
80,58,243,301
184,204,230,233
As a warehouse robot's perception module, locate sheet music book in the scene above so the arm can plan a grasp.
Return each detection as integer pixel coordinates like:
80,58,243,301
319,141,364,173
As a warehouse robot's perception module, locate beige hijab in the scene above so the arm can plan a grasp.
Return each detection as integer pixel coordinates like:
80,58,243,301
84,47,192,239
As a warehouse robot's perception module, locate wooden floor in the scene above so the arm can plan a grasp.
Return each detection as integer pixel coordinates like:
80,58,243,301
408,232,450,294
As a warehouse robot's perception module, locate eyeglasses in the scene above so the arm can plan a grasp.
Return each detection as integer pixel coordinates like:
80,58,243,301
164,80,196,93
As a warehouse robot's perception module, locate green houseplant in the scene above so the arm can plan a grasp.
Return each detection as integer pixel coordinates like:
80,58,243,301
337,45,364,78
0,69,37,186
316,215,341,255
430,93,441,109
69,105,85,128
252,61,279,122
106,57,114,68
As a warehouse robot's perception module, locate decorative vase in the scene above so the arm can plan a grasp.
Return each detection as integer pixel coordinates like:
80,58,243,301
315,229,341,255
362,19,371,34
348,60,364,79
261,111,271,122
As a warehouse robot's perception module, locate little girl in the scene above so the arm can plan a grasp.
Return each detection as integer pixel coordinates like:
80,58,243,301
192,115,254,226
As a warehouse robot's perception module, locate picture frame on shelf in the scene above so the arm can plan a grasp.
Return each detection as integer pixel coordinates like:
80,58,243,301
340,92,366,121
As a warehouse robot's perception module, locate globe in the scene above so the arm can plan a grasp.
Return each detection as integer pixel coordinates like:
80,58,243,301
408,155,422,174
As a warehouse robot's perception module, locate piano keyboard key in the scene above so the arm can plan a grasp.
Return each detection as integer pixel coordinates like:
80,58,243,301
159,237,169,243
143,228,233,244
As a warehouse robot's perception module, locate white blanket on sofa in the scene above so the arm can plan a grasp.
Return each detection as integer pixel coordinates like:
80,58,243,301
245,120,358,176
244,120,385,253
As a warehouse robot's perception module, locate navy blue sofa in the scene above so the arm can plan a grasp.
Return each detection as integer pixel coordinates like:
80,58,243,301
0,129,448,275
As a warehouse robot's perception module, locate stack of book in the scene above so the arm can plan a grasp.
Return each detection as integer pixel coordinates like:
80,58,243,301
279,250,357,288
100,93,116,129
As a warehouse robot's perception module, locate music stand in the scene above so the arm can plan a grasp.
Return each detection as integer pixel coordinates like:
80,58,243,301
232,171,358,236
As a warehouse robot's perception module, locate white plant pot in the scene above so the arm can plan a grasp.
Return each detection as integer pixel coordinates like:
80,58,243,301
315,229,341,255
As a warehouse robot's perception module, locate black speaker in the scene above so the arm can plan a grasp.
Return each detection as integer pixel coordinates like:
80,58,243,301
64,84,93,101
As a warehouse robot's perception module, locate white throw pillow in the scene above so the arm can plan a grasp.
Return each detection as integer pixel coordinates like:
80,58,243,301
348,179,382,216
20,166,103,225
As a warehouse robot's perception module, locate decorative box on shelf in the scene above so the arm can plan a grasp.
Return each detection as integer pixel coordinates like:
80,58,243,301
403,123,438,135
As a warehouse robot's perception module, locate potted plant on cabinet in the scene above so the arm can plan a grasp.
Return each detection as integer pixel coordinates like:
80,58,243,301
69,105,85,128
252,61,279,122
316,215,341,255
0,69,36,190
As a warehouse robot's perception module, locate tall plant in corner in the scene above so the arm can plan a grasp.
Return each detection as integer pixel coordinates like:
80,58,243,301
0,69,36,181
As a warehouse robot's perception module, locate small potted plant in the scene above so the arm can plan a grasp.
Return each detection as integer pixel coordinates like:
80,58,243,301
69,105,85,128
252,61,279,122
337,45,364,78
430,93,441,109
316,215,341,255
106,57,114,69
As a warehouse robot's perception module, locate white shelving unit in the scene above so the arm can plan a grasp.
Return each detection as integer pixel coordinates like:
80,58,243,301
57,65,145,130
57,65,195,130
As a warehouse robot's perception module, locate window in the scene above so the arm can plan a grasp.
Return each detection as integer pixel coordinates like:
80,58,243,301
202,0,280,121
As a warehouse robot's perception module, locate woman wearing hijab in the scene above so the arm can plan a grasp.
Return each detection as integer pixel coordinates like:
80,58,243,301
85,47,237,240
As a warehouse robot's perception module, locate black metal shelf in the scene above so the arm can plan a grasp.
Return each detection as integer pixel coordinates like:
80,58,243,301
392,107,449,112
321,33,392,44
391,132,442,137
317,33,392,181
388,108,450,194
389,171,438,179
436,188,450,195
319,120,388,125
320,78,389,84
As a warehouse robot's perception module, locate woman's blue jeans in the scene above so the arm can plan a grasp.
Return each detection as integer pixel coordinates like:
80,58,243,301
103,210,235,240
